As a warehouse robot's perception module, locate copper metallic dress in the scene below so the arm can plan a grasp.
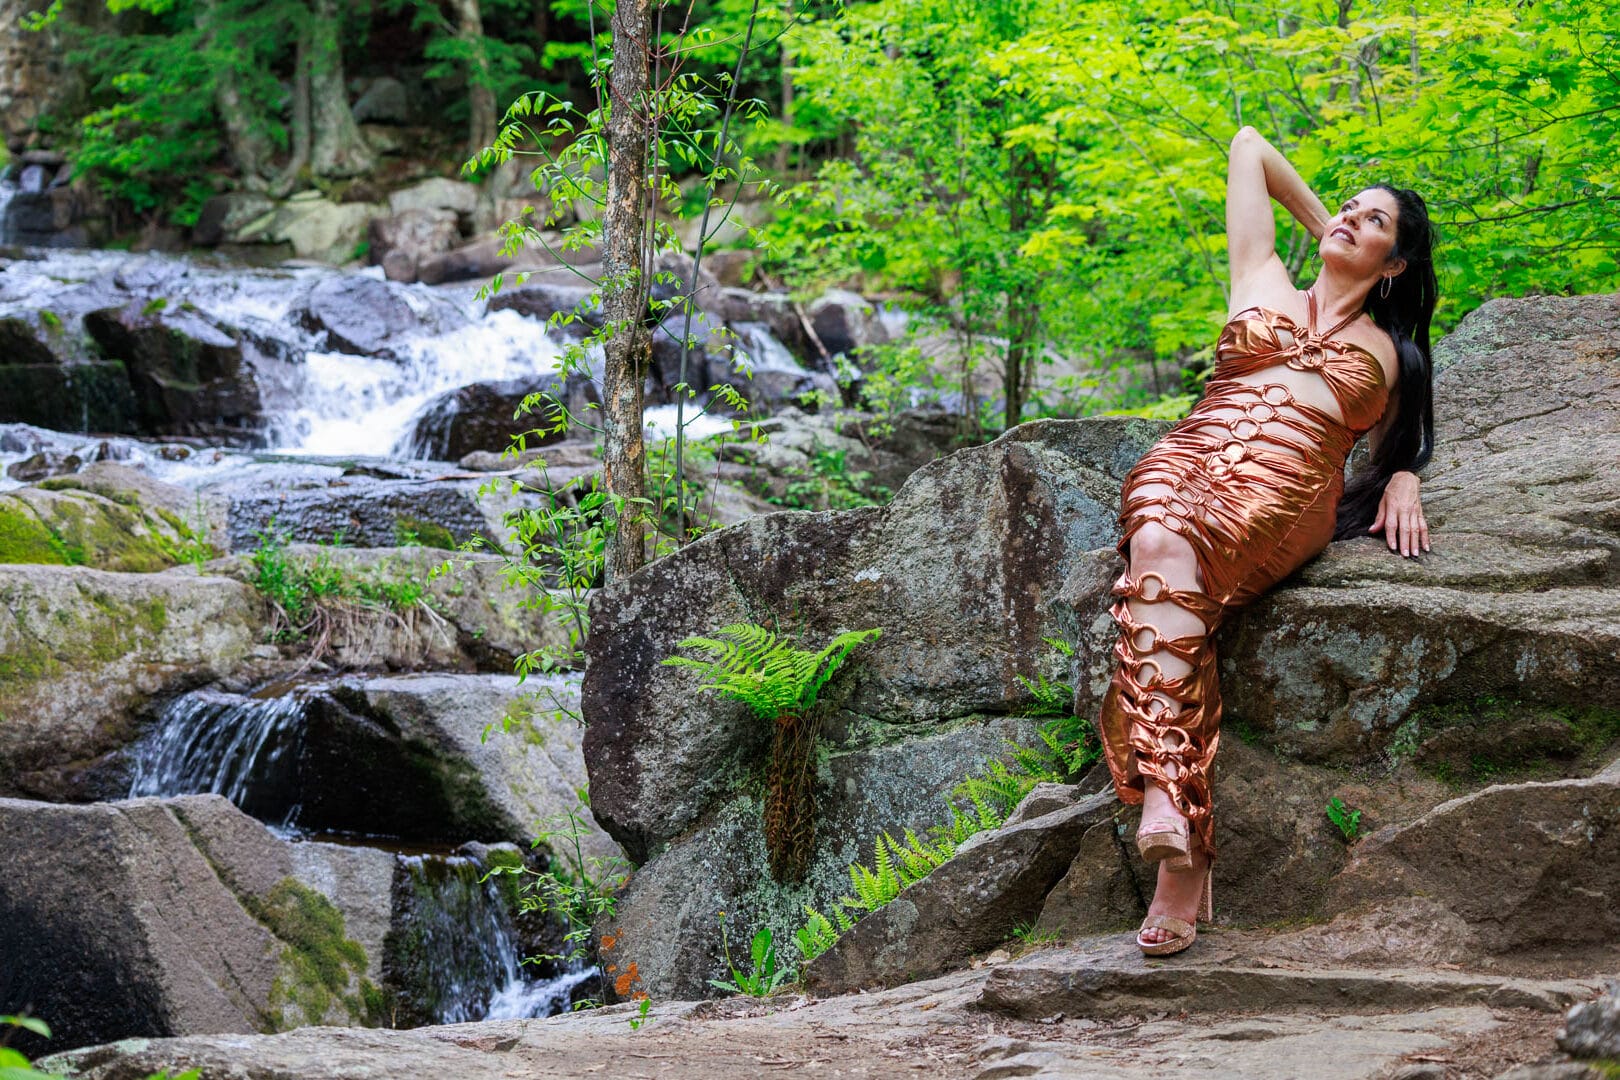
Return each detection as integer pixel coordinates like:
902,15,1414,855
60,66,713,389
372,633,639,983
1098,291,1391,859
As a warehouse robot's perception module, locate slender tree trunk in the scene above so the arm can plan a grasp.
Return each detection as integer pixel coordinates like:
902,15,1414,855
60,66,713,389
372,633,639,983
196,0,272,189
448,0,498,159
307,0,374,179
600,0,654,583
1002,142,1044,428
774,0,794,176
270,22,312,197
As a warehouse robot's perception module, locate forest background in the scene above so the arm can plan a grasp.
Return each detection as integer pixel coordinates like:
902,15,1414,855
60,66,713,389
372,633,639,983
9,0,1618,430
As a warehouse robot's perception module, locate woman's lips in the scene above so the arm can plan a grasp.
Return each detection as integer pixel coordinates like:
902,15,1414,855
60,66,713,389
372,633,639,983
1331,226,1355,244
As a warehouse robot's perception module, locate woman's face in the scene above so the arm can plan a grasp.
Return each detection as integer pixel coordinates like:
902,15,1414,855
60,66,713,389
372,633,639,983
1320,187,1405,279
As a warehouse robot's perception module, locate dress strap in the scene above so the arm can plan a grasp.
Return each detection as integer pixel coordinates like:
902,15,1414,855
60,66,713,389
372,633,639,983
1305,288,1362,341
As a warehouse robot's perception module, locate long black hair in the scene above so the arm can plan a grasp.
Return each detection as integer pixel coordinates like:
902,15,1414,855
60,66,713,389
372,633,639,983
1332,184,1439,540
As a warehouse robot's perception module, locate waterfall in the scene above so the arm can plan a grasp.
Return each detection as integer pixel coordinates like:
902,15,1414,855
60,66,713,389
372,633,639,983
128,687,311,831
390,851,597,1024
0,169,15,245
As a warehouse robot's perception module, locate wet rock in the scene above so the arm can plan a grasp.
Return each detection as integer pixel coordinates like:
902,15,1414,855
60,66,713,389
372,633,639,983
0,794,390,1052
803,792,1116,993
596,716,1041,1000
294,274,464,358
457,441,601,473
0,466,217,573
83,301,265,443
0,565,265,800
368,209,460,283
417,235,595,286
485,280,602,336
395,375,598,461
0,314,139,432
582,416,1165,864
806,288,890,359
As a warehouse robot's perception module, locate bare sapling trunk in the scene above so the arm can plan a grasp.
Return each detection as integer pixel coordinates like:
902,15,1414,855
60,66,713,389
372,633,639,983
600,0,654,583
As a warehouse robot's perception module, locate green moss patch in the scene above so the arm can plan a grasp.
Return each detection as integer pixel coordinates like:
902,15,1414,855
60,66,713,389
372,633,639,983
254,878,384,1030
1407,695,1620,788
0,490,184,573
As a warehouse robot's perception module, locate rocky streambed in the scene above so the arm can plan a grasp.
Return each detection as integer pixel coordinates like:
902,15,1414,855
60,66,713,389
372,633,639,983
3,264,1618,1079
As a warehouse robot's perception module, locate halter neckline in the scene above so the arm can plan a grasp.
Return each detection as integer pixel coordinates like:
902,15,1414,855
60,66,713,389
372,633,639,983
1304,288,1362,342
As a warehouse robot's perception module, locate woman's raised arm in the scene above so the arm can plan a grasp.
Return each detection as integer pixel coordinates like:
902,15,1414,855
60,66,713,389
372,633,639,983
1226,126,1335,294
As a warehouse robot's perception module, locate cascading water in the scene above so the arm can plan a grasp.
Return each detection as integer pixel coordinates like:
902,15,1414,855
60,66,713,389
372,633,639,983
391,852,597,1025
128,687,312,831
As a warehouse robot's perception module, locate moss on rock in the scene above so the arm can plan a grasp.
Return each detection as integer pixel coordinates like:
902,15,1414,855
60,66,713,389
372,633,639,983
254,878,384,1031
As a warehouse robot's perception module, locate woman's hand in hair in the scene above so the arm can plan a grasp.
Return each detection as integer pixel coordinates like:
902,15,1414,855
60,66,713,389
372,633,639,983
1369,471,1429,557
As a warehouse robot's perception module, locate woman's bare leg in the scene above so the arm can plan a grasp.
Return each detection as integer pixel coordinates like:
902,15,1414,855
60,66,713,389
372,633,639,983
1120,518,1215,944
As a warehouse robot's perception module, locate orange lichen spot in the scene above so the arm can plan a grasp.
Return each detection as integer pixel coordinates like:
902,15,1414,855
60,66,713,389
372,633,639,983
605,964,618,974
614,961,640,997
631,991,649,1002
600,933,618,951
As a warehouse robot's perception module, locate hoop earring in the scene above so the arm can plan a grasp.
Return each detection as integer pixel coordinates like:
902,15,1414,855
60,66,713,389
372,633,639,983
1379,275,1392,299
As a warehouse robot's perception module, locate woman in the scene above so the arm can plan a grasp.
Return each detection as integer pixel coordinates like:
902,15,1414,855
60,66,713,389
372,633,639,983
1098,125,1439,956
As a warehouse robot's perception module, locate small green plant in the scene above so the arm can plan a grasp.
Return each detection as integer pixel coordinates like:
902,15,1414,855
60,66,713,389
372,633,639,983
792,905,843,964
1326,796,1363,842
38,309,61,330
767,445,892,511
663,622,882,883
141,296,168,316
1009,921,1063,949
627,997,652,1031
482,801,629,1008
708,914,794,997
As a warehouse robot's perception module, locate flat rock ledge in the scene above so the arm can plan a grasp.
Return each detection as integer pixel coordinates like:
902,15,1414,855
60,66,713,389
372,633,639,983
40,939,1608,1080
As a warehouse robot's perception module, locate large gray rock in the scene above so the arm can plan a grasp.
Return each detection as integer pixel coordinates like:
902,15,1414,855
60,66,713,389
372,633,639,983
294,275,467,358
595,715,1039,1000
0,565,266,800
582,416,1165,864
395,375,597,461
0,794,390,1052
803,791,1115,993
1320,774,1620,964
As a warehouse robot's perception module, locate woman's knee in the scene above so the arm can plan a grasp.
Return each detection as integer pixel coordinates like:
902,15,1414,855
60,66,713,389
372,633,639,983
1128,521,1199,573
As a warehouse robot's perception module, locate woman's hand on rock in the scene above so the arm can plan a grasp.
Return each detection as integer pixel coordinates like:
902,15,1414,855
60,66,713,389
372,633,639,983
1369,472,1429,557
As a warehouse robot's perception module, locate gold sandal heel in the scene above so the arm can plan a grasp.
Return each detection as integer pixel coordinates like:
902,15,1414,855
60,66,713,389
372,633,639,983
1136,867,1212,957
1135,818,1194,870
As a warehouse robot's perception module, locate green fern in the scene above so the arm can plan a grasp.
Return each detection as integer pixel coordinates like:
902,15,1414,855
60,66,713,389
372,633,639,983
794,906,840,963
661,623,883,720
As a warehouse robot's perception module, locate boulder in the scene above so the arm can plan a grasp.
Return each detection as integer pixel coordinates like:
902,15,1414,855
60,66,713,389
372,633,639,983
83,301,265,443
806,288,890,360
803,791,1115,993
702,288,814,362
369,209,460,283
123,674,613,859
417,235,597,286
582,416,1166,864
1320,774,1620,965
0,463,220,572
351,77,410,125
0,313,140,432
191,192,278,247
241,196,379,263
394,375,598,461
594,715,1041,1000
1560,979,1620,1060
0,794,391,1052
295,274,467,358
0,564,266,800
485,281,602,337
387,177,482,219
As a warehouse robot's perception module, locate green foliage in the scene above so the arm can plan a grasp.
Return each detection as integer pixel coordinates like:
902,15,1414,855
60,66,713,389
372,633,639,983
627,996,652,1031
792,905,842,964
481,802,630,1008
1326,796,1364,842
661,623,883,722
248,521,441,648
708,916,794,997
766,446,892,511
